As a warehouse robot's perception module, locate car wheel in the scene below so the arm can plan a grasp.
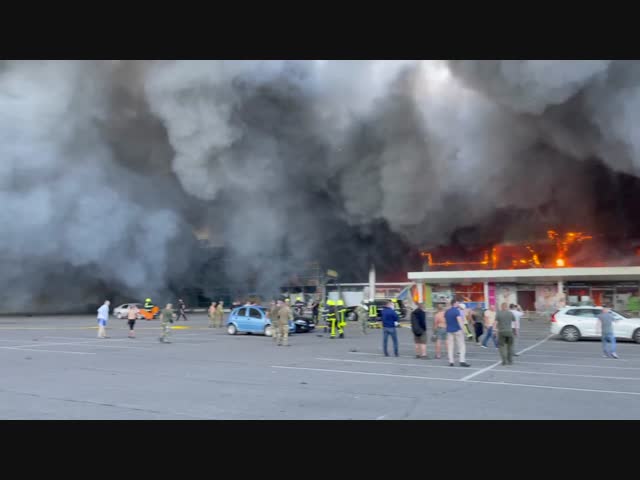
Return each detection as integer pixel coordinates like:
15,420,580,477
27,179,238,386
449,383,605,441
347,311,357,322
227,324,238,335
561,325,580,342
116,313,122,319
264,325,274,337
633,328,640,344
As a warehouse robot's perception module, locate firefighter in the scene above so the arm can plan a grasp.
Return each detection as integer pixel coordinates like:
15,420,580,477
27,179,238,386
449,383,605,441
159,303,175,343
368,301,379,329
336,299,347,339
324,299,337,338
356,301,368,335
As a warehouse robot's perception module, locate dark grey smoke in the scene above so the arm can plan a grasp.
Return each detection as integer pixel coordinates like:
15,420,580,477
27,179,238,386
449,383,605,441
1,60,639,311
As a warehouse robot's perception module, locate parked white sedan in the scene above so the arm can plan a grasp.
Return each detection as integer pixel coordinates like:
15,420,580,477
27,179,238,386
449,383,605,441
550,306,640,343
113,303,142,319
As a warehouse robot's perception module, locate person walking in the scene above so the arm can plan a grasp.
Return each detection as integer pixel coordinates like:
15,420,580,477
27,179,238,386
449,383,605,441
445,299,470,367
208,302,216,328
472,307,484,345
509,304,523,356
276,299,291,346
97,300,110,339
159,303,175,343
432,304,447,359
215,300,225,328
496,303,516,365
381,300,399,357
481,304,499,348
597,306,619,359
176,298,188,322
127,303,139,338
411,303,428,359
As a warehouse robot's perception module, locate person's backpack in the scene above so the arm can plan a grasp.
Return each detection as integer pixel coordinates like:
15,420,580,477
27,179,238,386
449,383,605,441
411,310,425,336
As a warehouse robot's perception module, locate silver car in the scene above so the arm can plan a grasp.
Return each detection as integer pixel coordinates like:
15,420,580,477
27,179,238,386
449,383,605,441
550,306,640,343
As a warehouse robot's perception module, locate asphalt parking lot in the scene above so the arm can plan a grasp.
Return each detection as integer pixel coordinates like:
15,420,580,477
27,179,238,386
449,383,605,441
1,313,640,419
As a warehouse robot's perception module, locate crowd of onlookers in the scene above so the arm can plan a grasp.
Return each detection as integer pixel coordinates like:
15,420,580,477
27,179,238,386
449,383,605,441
409,300,525,366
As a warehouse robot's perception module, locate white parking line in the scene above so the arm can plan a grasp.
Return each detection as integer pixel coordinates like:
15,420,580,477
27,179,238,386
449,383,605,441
488,368,640,381
515,361,640,371
272,365,640,397
316,357,482,371
460,334,553,382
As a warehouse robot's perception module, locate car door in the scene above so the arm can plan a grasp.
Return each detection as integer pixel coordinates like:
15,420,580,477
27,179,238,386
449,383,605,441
577,308,599,337
234,308,248,331
247,307,264,332
611,310,632,339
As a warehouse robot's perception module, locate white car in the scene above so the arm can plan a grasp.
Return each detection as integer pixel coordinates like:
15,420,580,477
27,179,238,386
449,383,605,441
113,303,143,319
550,306,640,343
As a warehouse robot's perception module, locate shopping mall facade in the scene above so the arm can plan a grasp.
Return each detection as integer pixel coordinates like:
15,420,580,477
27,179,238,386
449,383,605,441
407,267,640,313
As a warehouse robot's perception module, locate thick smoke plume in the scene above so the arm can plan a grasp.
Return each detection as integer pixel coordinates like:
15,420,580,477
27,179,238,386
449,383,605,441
2,60,640,311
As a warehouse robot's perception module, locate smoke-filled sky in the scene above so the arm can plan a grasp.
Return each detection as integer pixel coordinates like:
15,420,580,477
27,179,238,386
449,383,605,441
2,60,640,311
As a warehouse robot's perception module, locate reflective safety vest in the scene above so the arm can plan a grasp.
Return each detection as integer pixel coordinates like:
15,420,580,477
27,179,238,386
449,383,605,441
144,300,153,309
368,304,378,318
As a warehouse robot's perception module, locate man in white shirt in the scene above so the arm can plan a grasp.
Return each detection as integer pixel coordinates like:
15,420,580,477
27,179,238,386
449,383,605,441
509,304,523,356
97,300,110,339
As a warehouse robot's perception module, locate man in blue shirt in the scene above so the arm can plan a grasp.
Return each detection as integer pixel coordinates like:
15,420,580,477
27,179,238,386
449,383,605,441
381,301,399,357
445,299,471,367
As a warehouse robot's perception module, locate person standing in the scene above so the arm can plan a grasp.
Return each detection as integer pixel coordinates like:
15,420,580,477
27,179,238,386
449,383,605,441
176,298,188,322
496,303,516,365
597,306,619,359
97,300,110,339
381,300,399,357
127,303,139,338
445,299,470,367
509,304,523,356
311,298,320,324
459,303,474,341
432,305,447,359
269,300,280,343
276,299,291,346
472,307,484,345
481,304,499,348
159,303,175,343
411,303,428,359
208,302,216,328
356,301,369,335
215,300,225,328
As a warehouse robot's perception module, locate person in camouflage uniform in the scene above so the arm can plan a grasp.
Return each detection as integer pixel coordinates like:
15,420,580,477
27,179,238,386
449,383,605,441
269,300,280,343
276,299,291,346
215,300,225,328
356,302,368,335
159,303,175,343
208,302,216,328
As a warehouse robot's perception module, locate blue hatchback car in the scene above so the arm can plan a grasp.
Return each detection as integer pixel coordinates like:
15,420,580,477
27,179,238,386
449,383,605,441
226,306,295,337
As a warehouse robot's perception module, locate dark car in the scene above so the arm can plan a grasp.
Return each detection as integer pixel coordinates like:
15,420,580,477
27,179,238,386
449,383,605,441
293,316,316,333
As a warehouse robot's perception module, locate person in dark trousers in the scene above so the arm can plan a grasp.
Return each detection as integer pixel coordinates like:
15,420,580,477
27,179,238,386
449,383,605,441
176,298,188,322
597,306,619,359
311,299,320,323
495,303,516,365
381,301,399,357
472,307,484,345
411,303,428,359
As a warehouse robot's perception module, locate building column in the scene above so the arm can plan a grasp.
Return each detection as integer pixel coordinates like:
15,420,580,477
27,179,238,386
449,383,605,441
558,280,564,295
368,264,376,302
483,281,489,309
417,282,424,303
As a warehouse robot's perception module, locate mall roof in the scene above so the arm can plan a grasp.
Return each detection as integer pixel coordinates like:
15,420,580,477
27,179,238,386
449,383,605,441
407,266,640,283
